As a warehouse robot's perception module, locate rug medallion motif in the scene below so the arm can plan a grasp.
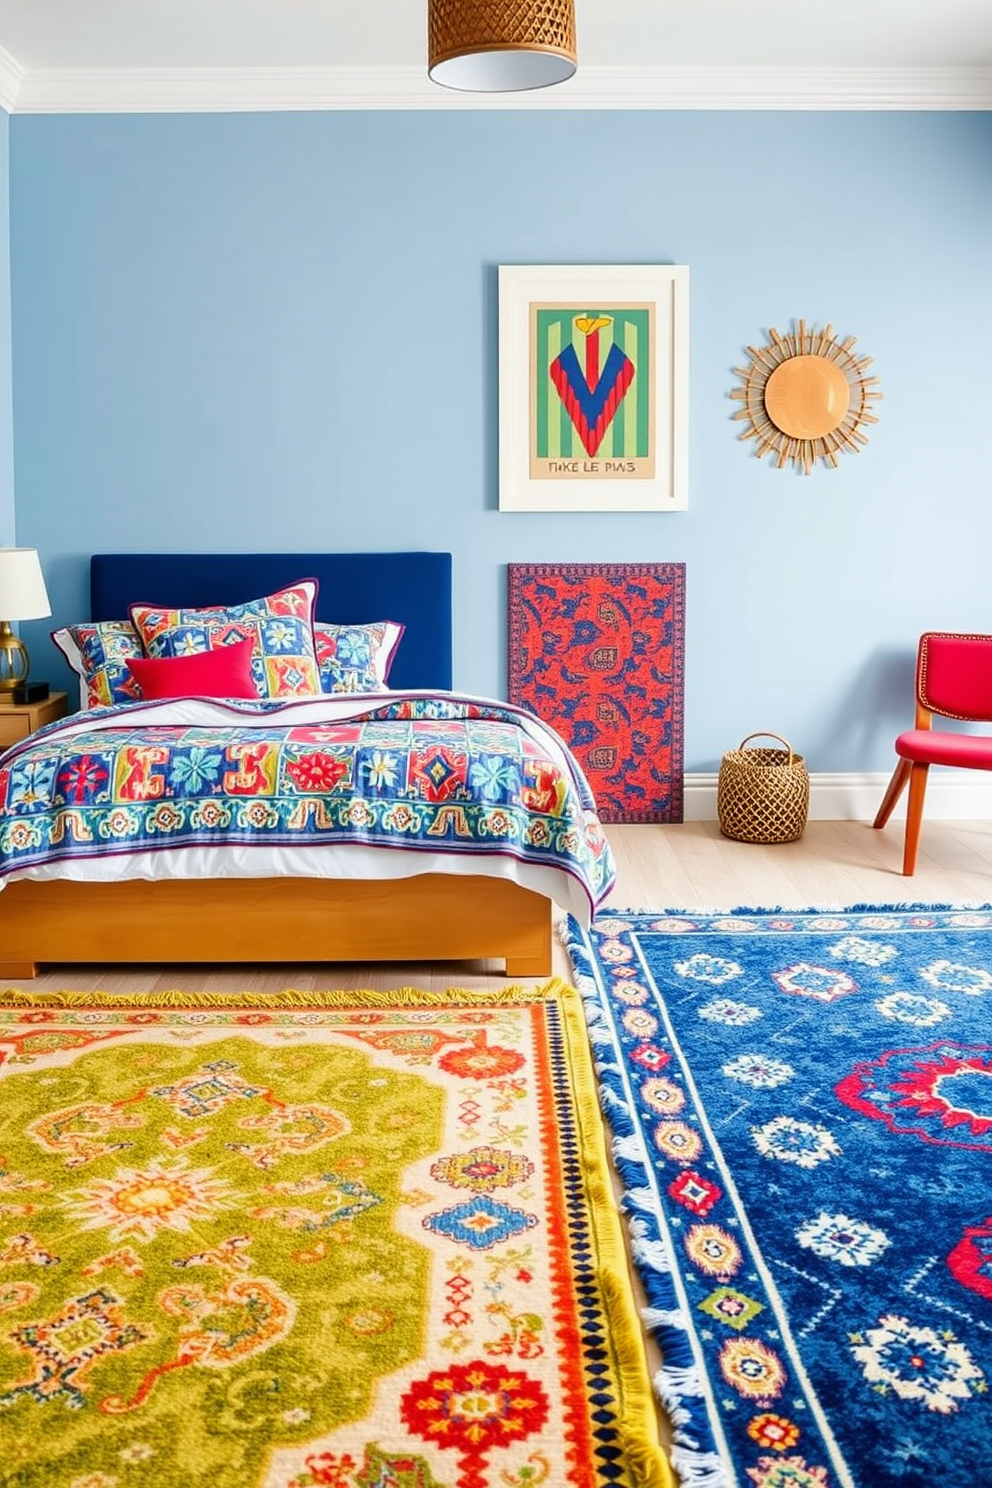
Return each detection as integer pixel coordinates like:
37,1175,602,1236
564,904,992,1488
0,985,668,1488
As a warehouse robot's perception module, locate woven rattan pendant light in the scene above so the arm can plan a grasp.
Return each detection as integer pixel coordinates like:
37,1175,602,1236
428,0,577,92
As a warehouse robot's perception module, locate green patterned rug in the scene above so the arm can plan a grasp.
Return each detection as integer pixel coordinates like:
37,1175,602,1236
0,984,669,1488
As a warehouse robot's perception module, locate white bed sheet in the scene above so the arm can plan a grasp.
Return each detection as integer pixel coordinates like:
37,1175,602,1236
2,843,588,923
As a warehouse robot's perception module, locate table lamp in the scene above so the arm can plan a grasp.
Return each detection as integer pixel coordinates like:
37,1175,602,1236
0,547,52,699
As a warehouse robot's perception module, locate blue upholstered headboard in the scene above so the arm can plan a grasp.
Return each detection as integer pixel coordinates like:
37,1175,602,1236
90,552,453,691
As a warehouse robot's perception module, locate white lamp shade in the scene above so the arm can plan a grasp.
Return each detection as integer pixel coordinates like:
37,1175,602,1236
429,47,575,90
0,548,52,621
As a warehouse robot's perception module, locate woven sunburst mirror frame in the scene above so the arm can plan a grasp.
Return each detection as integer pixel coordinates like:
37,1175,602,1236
731,320,882,475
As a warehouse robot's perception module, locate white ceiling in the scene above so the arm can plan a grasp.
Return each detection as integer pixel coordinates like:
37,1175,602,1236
0,0,990,113
3,0,992,71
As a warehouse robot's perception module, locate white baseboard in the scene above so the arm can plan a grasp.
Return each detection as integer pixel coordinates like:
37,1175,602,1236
682,771,992,823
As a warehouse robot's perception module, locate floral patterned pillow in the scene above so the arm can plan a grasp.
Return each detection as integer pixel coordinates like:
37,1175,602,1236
314,620,405,694
51,620,144,709
130,581,321,700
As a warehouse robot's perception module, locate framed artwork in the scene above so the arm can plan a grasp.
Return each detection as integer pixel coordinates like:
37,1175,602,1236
498,264,689,512
507,561,686,824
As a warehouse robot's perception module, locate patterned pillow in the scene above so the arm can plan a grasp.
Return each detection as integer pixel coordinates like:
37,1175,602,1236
51,620,144,709
130,582,321,700
314,620,405,694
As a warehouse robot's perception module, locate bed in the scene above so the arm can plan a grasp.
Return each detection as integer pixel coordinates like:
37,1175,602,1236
0,551,615,979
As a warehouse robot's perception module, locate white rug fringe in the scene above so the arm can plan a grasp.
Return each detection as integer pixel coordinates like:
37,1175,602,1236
631,1234,675,1275
613,1132,649,1163
656,1362,708,1400
670,1448,734,1488
641,1304,685,1330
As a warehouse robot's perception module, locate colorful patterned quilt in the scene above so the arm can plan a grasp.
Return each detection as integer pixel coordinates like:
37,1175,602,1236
0,692,616,916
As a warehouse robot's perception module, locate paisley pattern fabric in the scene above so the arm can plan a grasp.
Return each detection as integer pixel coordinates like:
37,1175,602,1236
0,692,616,914
507,563,685,825
0,984,670,1488
564,903,992,1488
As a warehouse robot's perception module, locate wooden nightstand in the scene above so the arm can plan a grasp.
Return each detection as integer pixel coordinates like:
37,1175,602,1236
0,692,69,749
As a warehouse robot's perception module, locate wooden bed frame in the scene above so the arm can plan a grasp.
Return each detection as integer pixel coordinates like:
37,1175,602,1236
0,552,554,980
0,875,552,980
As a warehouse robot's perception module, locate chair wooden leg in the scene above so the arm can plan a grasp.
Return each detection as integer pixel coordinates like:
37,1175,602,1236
902,761,930,876
873,758,912,829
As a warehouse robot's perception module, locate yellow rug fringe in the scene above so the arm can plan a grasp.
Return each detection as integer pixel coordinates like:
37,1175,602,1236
0,979,573,1011
557,984,675,1488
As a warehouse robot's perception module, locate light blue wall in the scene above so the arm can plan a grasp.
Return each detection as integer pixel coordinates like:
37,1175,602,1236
8,109,992,771
0,110,13,544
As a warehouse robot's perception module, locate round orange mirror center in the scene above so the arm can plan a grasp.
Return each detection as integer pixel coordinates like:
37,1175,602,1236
763,354,851,439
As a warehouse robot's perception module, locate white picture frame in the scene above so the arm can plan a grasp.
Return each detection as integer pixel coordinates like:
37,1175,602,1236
498,263,689,513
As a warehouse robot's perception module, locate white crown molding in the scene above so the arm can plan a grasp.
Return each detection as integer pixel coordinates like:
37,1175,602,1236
684,770,992,823
2,63,991,114
0,45,24,114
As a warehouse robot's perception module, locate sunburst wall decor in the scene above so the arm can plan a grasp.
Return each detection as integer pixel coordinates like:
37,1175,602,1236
731,319,882,474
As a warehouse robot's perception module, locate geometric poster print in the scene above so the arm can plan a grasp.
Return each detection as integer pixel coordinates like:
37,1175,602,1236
499,265,689,512
532,305,654,478
507,561,686,823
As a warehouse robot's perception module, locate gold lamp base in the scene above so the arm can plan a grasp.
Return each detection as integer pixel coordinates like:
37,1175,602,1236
0,621,29,694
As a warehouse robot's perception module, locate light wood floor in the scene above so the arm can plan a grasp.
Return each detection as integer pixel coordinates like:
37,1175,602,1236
5,816,992,994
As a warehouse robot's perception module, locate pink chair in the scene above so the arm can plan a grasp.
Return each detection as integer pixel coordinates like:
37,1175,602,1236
873,631,992,874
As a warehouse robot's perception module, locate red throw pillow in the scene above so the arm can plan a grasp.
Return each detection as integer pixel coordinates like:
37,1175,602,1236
126,636,259,700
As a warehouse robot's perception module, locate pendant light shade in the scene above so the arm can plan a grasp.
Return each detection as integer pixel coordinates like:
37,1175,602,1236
428,0,577,93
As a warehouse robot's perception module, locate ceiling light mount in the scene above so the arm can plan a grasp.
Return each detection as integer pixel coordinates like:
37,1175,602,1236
428,0,577,93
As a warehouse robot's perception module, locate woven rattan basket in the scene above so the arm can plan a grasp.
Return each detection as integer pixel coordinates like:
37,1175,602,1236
717,731,809,844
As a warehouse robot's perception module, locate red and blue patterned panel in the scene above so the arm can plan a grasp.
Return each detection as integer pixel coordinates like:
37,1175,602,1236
507,562,686,823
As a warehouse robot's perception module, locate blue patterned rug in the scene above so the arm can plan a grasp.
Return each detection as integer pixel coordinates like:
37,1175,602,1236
563,904,992,1488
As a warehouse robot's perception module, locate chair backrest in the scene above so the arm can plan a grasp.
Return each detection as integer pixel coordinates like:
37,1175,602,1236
917,632,992,723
